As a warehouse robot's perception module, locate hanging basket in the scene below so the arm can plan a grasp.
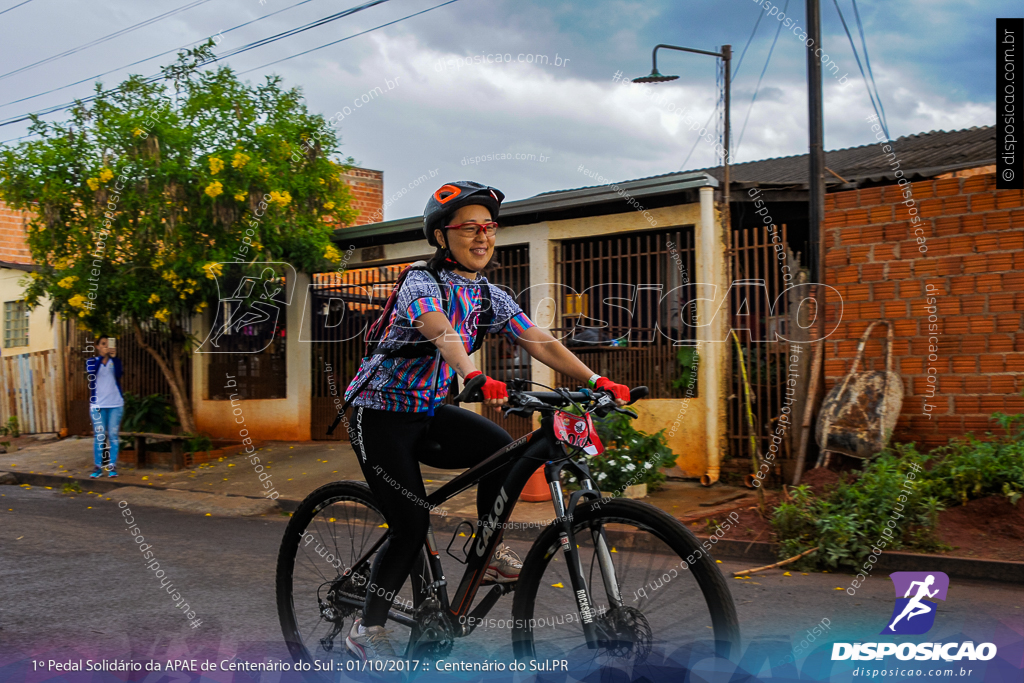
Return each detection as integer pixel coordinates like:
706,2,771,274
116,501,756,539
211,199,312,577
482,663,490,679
815,320,904,460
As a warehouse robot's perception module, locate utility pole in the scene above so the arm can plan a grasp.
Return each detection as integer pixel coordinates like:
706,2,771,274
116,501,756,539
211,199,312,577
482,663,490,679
807,0,825,301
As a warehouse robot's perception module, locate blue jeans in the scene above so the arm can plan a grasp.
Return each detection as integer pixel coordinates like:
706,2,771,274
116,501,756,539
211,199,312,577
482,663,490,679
91,406,124,470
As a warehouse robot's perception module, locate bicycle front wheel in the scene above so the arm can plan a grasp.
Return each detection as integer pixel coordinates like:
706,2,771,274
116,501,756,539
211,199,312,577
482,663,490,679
511,498,740,677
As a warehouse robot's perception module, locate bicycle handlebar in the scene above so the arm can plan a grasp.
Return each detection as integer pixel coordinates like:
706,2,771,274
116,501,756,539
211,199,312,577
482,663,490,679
453,374,648,415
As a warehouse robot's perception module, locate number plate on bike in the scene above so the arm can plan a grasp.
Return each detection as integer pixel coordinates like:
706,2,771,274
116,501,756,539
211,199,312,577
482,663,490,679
553,411,604,456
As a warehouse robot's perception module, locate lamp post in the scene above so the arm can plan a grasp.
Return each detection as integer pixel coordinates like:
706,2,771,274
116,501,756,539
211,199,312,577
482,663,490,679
633,43,732,226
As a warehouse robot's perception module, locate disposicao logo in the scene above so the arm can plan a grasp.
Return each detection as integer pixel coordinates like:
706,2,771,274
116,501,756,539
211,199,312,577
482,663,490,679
831,571,998,662
882,571,948,635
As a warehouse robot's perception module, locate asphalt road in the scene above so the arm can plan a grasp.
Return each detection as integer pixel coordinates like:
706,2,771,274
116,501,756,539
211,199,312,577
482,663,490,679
2,485,1021,679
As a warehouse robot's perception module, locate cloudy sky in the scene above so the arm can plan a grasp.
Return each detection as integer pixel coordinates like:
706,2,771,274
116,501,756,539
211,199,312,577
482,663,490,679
0,0,1005,220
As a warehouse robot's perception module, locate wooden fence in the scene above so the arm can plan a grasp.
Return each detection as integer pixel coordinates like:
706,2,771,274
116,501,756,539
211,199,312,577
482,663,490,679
0,349,65,434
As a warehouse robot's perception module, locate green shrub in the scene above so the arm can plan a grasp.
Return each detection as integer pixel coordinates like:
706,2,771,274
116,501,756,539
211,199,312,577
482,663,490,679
185,432,214,457
120,393,180,451
563,411,675,495
772,411,1024,570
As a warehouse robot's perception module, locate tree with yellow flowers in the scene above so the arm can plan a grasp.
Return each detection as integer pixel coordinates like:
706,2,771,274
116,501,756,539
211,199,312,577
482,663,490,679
0,43,356,433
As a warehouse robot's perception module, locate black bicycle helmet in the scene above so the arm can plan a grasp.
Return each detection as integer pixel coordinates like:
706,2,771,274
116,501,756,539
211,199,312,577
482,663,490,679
423,181,505,247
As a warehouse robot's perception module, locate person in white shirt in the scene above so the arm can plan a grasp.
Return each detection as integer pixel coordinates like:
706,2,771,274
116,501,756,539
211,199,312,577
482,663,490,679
86,336,124,478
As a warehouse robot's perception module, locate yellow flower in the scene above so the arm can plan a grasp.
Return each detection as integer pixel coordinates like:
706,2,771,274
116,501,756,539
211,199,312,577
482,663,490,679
68,294,87,309
318,178,325,185
208,157,224,174
205,181,223,198
202,262,224,280
133,128,145,137
193,301,209,314
154,308,171,323
148,293,160,304
98,168,114,183
232,151,250,169
57,276,79,289
86,178,100,191
323,244,341,261
268,190,292,207
233,192,246,202
323,201,335,210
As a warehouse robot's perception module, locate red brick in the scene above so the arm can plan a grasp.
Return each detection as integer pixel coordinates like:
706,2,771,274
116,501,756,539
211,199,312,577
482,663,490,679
859,187,885,206
991,375,1017,393
886,261,912,280
834,265,860,284
963,417,992,433
933,216,961,236
884,222,910,241
987,253,1015,272
989,293,1016,312
846,208,869,226
912,181,937,200
967,315,996,334
958,295,983,314
961,215,985,233
1015,252,1024,269
996,190,1024,209
900,357,926,374
848,245,871,264
979,355,1004,373
1012,208,1024,228
934,178,962,196
951,354,978,373
963,175,993,193
860,226,884,243
995,313,1022,332
825,359,850,376
963,376,989,393
986,211,1011,231
874,243,898,261
893,319,918,337
860,301,883,319
999,230,1024,251
873,282,898,300
956,397,981,413
977,274,1003,292
1004,272,1024,291
1006,396,1024,413
919,198,943,218
824,212,846,229
824,195,837,211
988,334,1015,352
971,193,996,212
943,317,970,335
861,263,885,281
846,284,871,302
839,227,862,245
869,206,894,224
942,375,966,394
980,397,1007,413
922,238,951,257
914,260,939,277
962,255,988,273
948,276,975,295
943,195,969,215
835,191,859,209
826,249,848,267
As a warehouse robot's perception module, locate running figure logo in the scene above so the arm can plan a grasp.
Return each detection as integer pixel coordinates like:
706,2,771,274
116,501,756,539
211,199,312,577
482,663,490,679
881,571,949,635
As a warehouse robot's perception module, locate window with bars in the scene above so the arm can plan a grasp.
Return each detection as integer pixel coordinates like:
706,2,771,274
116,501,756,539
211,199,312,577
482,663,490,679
4,300,28,348
555,227,699,398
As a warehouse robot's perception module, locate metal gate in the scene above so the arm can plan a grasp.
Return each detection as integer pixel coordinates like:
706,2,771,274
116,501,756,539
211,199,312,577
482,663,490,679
727,224,804,477
65,319,193,436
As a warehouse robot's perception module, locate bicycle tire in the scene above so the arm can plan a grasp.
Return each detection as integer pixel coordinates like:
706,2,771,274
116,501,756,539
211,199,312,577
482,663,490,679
276,480,430,676
511,497,740,671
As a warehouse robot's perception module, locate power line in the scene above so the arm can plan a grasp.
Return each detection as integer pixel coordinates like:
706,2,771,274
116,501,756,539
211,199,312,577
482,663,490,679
237,0,462,74
0,0,35,17
0,0,215,83
0,0,396,129
0,0,323,110
831,0,888,140
851,0,888,136
735,0,790,159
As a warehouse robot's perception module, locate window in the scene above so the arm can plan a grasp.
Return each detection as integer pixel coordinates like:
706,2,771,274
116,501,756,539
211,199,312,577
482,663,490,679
4,300,28,348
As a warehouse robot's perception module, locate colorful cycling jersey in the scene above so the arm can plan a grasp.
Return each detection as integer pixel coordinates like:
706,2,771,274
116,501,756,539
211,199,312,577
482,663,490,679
343,268,535,412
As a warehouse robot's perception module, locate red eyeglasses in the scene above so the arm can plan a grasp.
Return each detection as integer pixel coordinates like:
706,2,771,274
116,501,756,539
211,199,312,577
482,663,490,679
444,221,500,237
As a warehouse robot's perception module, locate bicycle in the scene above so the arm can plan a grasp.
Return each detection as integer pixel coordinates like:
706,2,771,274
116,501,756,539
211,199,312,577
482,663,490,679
276,374,740,679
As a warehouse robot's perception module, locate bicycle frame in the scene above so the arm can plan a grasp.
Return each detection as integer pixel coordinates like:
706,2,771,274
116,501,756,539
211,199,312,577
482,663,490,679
333,409,614,647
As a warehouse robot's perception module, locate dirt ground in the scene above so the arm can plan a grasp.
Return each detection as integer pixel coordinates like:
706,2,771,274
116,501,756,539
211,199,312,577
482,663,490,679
697,468,1024,563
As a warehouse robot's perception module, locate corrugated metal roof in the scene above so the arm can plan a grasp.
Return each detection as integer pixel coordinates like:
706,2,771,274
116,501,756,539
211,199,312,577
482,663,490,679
540,125,995,195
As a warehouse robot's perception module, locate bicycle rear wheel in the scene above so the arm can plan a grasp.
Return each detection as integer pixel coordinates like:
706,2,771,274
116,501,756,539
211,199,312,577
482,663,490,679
511,498,740,678
276,481,429,677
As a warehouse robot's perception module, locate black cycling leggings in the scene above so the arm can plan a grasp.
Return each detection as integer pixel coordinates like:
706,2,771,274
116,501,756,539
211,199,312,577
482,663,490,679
347,404,513,626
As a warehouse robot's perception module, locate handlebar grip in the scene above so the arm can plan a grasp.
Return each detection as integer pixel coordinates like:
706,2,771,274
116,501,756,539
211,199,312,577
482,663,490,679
453,373,487,403
629,386,649,404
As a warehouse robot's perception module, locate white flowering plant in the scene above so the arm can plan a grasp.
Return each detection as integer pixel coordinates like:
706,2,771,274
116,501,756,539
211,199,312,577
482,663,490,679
562,411,674,495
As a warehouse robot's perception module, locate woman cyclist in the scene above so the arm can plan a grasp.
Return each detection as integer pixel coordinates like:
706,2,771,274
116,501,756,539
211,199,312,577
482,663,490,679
343,180,632,662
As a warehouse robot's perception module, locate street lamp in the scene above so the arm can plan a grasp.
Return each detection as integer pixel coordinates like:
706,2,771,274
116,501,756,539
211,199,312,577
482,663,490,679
633,43,732,226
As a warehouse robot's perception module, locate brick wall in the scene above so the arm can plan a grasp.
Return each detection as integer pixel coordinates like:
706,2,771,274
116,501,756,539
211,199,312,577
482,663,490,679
0,202,33,264
341,167,383,226
824,172,1024,448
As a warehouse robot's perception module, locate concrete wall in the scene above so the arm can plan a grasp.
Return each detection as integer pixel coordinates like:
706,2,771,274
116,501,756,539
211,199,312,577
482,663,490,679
0,269,59,357
340,196,729,479
193,272,313,441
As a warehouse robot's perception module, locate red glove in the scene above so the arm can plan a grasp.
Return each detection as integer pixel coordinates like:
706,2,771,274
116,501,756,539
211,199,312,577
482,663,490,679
594,377,630,403
465,371,508,401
